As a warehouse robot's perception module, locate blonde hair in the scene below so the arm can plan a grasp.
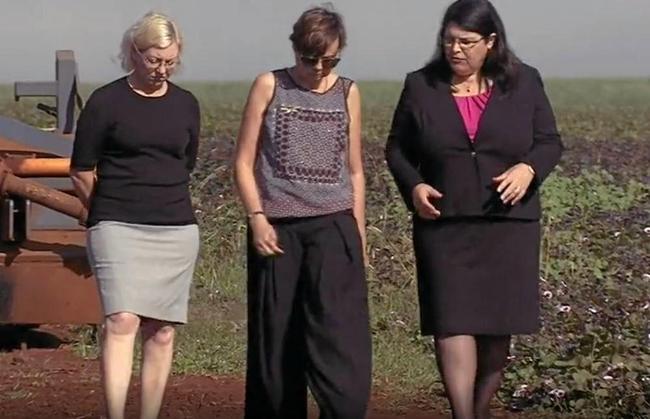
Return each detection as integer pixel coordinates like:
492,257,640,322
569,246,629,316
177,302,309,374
119,11,183,72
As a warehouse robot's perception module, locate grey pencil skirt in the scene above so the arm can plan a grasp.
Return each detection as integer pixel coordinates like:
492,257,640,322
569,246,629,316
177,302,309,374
86,221,200,324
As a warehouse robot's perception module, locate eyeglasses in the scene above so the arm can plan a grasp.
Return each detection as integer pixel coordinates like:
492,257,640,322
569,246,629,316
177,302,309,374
442,36,485,51
132,41,179,70
299,54,341,69
139,53,179,70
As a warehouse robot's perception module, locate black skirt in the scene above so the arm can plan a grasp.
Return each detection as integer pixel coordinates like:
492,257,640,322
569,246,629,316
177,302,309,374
413,216,541,336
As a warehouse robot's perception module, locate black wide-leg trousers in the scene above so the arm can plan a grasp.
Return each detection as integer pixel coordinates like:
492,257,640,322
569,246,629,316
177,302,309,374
244,210,372,419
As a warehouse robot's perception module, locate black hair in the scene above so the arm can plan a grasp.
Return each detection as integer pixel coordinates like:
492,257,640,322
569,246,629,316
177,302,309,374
425,0,520,92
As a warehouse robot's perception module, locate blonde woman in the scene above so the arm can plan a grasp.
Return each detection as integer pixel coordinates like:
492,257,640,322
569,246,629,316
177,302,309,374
70,12,200,419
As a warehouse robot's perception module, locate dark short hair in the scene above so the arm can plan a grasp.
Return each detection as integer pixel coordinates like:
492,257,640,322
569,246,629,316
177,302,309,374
425,0,520,92
289,4,347,56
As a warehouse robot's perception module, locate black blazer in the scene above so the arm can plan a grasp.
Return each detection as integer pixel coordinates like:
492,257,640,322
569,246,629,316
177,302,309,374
385,64,563,221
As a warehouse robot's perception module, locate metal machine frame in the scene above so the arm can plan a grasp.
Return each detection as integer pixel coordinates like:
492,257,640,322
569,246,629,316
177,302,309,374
0,51,101,324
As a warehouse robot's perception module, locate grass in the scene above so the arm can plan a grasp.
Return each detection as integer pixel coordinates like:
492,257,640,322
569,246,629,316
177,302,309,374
1,78,649,417
174,262,247,375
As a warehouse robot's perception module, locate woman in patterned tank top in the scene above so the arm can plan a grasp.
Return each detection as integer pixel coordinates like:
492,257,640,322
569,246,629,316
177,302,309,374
234,5,371,419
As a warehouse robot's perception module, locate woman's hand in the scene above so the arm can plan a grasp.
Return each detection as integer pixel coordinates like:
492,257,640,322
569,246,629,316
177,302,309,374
412,183,443,219
492,163,535,205
249,215,283,256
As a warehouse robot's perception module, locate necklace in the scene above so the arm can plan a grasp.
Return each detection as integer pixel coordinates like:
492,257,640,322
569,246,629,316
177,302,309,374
288,68,332,93
126,75,167,97
452,77,488,95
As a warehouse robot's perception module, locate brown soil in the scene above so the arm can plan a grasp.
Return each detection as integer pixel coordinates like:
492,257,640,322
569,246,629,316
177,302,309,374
0,326,526,419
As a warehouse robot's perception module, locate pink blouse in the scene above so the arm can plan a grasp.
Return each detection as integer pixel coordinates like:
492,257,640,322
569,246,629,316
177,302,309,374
454,89,492,142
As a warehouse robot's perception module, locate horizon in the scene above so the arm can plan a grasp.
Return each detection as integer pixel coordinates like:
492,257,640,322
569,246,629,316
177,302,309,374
0,0,648,84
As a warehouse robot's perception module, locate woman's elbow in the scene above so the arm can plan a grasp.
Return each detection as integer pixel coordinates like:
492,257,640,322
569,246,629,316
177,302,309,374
385,136,399,164
233,158,254,182
349,167,365,180
384,145,399,174
69,169,83,184
70,169,96,188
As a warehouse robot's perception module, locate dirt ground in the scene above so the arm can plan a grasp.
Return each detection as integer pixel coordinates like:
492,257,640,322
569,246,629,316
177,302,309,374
0,325,525,419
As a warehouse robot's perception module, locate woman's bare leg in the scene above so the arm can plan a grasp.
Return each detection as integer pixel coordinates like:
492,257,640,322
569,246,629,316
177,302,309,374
139,319,176,419
101,312,141,419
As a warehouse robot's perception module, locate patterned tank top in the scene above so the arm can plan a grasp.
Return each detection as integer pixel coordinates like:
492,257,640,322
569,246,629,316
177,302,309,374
255,69,354,218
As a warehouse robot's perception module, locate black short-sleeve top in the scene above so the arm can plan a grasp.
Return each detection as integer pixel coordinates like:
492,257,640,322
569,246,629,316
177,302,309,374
71,77,200,227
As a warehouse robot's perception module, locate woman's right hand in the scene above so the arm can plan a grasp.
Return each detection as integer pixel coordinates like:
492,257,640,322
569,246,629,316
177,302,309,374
412,183,443,220
250,215,284,256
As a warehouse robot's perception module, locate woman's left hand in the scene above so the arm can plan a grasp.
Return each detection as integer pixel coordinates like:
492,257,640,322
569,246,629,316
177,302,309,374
492,163,535,205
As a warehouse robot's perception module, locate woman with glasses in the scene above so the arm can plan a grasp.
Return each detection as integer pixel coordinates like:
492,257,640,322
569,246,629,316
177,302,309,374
234,5,371,419
385,1,563,418
70,12,200,419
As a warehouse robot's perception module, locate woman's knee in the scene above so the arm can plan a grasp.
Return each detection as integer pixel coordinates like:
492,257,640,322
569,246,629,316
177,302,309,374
104,312,140,336
143,322,175,346
477,335,511,369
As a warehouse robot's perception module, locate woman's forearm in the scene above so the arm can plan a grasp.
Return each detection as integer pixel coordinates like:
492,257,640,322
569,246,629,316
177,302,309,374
70,169,96,208
350,171,367,252
234,162,264,216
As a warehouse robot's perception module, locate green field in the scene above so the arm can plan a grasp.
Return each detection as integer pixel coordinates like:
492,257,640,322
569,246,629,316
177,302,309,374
1,78,649,417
